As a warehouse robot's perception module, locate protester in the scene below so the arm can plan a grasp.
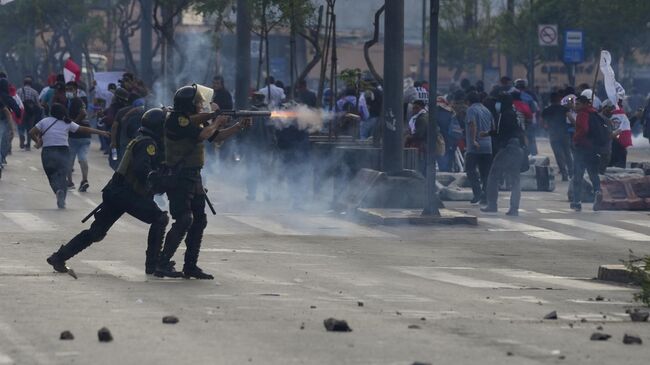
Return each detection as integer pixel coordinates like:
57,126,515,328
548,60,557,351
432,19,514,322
257,76,285,108
0,78,21,165
65,81,91,191
211,75,233,110
363,79,383,140
435,96,462,172
295,79,317,108
513,79,539,155
608,99,633,168
480,93,526,215
29,103,108,209
542,92,573,181
0,100,13,179
336,87,369,136
571,95,603,212
405,99,429,175
464,91,494,205
17,76,42,151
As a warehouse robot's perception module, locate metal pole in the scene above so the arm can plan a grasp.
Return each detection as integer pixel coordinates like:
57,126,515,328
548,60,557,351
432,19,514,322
506,0,514,78
420,0,426,81
235,0,251,109
423,0,441,216
382,0,404,173
140,0,153,86
527,0,535,90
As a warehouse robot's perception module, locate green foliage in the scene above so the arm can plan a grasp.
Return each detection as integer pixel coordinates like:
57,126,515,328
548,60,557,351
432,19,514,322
624,251,650,307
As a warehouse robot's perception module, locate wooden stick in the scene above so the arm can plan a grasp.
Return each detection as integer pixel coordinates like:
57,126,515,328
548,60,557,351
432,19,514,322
590,49,603,105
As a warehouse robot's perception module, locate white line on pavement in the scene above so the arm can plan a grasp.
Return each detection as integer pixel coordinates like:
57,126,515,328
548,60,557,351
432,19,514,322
71,191,98,207
488,269,632,291
28,166,38,172
619,220,650,230
481,218,582,240
0,322,52,365
81,260,146,282
393,266,523,289
226,215,303,236
0,352,12,365
545,219,650,242
1,212,57,232
298,215,398,238
180,247,336,257
536,208,567,214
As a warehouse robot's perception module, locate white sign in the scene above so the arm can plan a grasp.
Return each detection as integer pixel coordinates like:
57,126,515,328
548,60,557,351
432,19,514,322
538,24,558,46
565,30,583,47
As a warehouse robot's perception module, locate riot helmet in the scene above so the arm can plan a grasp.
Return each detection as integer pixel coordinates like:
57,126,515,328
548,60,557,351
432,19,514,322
173,85,198,114
140,108,166,139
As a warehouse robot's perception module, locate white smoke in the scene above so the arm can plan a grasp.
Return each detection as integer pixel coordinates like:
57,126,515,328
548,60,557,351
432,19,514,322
271,104,335,133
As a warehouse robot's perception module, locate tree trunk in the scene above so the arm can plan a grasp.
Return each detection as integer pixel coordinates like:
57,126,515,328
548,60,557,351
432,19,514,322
363,5,385,85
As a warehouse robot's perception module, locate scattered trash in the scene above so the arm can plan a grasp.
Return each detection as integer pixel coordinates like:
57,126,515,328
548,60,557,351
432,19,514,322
300,322,305,330
420,317,426,321
162,315,179,324
59,331,74,340
623,334,643,345
408,325,421,329
323,318,352,332
543,311,558,320
581,318,588,323
357,301,364,307
590,332,611,341
596,325,603,330
630,310,649,322
310,305,317,309
97,327,113,342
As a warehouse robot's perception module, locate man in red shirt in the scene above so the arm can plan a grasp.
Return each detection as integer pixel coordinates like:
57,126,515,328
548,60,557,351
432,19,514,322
571,95,602,211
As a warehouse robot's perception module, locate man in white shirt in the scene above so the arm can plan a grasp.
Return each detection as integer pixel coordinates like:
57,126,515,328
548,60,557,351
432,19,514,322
257,76,285,108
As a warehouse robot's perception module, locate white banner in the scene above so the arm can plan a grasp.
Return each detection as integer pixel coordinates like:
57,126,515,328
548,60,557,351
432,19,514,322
599,50,625,108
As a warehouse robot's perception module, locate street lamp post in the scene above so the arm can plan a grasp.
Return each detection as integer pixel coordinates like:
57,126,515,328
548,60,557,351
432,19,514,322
423,0,442,216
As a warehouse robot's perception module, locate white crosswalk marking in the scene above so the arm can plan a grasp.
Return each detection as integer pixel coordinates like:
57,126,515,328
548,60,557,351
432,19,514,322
71,191,98,207
1,212,57,232
619,220,650,229
536,208,566,214
394,266,522,289
82,260,146,282
546,219,650,242
295,215,397,238
0,322,52,365
481,218,582,240
488,269,631,291
226,215,303,235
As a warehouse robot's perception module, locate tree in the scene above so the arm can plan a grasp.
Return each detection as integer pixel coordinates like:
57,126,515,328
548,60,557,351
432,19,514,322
438,0,496,82
192,0,235,77
113,0,142,74
152,0,192,90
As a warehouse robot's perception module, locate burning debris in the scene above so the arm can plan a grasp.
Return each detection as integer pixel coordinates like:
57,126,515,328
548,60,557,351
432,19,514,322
323,318,352,332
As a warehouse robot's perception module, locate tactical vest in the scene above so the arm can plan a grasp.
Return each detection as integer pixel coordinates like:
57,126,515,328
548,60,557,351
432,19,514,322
116,135,155,196
164,113,204,169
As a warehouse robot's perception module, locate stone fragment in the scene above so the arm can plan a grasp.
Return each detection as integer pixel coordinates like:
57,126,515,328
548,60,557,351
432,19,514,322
408,325,421,329
623,334,643,345
411,362,432,365
59,331,74,340
323,318,352,332
595,295,604,301
630,311,649,322
357,301,364,307
162,315,179,324
543,311,558,320
300,322,305,330
310,305,317,309
97,327,113,342
590,332,611,341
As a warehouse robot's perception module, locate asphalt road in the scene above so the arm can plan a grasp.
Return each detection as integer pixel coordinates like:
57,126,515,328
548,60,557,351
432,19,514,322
0,138,649,365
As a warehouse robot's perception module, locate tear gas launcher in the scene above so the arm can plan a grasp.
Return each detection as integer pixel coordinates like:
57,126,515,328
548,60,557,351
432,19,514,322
213,110,272,118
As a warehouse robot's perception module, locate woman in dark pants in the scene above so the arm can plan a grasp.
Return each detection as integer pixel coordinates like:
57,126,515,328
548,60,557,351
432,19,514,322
29,103,108,208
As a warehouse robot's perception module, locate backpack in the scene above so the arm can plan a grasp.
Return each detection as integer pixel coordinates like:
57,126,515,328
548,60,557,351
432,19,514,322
587,112,611,147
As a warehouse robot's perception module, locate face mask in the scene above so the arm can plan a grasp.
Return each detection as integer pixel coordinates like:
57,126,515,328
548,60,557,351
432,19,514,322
66,92,74,99
495,102,502,113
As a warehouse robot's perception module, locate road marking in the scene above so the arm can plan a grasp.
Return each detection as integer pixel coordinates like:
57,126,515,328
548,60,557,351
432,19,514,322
82,260,146,282
546,219,650,242
181,247,335,257
0,352,12,364
1,212,57,232
481,218,582,240
0,322,52,365
620,220,650,230
226,215,303,236
28,166,38,172
536,208,566,214
298,215,398,238
489,269,631,291
394,266,522,289
71,191,98,207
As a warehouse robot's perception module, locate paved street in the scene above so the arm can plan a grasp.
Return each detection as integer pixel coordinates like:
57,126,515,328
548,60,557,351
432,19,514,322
0,139,649,364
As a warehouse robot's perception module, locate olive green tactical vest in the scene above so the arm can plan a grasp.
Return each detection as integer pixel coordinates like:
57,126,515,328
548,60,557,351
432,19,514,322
116,135,154,196
164,114,204,169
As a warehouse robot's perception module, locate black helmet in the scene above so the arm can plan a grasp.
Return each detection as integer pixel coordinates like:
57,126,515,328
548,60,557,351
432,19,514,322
173,85,197,114
140,108,166,138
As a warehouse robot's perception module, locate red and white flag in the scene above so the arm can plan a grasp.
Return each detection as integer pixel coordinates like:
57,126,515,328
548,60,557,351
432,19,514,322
599,50,625,109
63,58,81,82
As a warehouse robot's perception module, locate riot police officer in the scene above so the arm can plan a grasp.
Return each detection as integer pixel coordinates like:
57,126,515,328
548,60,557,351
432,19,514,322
154,85,247,279
46,108,172,275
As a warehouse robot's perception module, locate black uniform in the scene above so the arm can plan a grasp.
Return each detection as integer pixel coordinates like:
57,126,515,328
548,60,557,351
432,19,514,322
47,132,169,274
156,111,211,278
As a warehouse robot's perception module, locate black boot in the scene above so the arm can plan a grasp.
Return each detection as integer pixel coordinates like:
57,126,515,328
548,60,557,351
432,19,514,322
183,265,214,280
153,260,183,278
46,247,70,273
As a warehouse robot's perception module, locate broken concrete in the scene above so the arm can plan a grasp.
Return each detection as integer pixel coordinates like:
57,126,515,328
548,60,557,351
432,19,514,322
323,318,352,332
97,327,113,342
543,311,558,320
162,315,179,324
590,332,611,341
59,330,74,340
630,311,649,322
623,334,643,345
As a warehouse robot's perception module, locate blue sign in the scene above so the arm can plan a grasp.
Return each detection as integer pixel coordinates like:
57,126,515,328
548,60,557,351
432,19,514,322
563,30,584,64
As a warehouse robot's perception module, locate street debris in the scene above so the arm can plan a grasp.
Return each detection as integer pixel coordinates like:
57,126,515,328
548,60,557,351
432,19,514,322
162,315,179,324
629,310,649,322
595,295,605,301
97,327,113,342
67,268,78,280
310,305,317,309
300,322,305,330
323,318,352,332
357,301,364,307
543,311,558,320
408,325,421,329
590,332,611,341
623,334,643,345
506,352,513,356
596,325,603,330
411,362,431,365
420,317,426,321
59,330,74,340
